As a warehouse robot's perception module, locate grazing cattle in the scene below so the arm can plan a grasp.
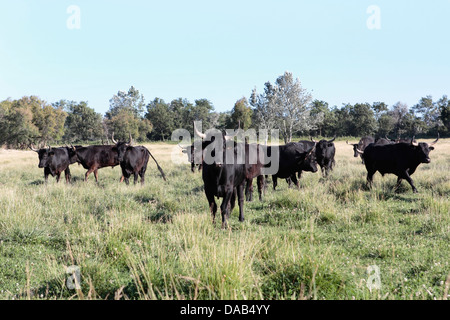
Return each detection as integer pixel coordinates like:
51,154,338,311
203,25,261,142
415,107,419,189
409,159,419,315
115,136,167,185
313,137,336,177
179,143,203,172
268,142,317,191
30,145,78,183
347,136,375,164
356,136,439,193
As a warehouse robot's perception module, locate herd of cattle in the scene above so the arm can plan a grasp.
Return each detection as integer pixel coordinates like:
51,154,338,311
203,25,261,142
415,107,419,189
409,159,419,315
30,134,166,185
29,127,439,228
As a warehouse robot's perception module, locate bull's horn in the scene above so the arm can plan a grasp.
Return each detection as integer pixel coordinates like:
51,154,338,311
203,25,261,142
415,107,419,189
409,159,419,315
328,137,336,143
430,133,439,146
356,148,364,154
48,144,52,151
346,140,351,145
111,132,118,144
193,122,207,139
224,129,239,140
128,133,133,145
411,136,419,147
29,144,39,152
310,137,318,143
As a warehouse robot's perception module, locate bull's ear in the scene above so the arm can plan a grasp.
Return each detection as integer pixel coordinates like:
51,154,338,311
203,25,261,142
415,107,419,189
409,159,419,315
429,146,435,151
49,151,55,156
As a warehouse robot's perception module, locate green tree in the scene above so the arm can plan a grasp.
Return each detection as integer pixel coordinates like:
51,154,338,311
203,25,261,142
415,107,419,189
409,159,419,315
333,104,352,137
105,109,141,142
348,103,377,137
251,72,317,143
106,87,151,141
412,96,440,133
106,86,145,119
228,97,252,130
145,98,174,141
437,95,450,134
0,98,39,148
310,100,332,137
61,100,104,142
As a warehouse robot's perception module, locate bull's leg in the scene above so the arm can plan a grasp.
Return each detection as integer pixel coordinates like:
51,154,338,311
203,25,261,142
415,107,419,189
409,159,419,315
191,162,195,173
237,184,245,222
139,172,145,185
366,170,376,189
220,187,234,228
257,175,264,201
119,175,125,183
245,179,253,202
394,177,403,192
85,168,95,182
273,176,278,190
133,172,139,184
198,164,202,171
93,169,99,183
124,173,130,185
64,167,71,183
291,174,299,189
44,167,50,184
206,192,217,224
230,188,237,214
56,173,61,183
286,177,292,188
401,171,418,193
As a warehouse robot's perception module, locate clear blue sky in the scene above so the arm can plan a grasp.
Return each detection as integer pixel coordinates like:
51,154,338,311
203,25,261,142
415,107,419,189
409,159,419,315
1,0,449,115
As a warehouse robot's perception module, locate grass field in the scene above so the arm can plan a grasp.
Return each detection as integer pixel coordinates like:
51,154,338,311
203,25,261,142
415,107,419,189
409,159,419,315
0,139,449,300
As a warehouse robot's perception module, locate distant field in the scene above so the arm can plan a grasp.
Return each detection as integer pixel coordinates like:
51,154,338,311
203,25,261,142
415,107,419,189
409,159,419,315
0,139,449,300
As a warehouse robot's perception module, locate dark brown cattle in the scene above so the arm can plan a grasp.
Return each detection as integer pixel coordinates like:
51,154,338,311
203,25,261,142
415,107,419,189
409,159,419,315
71,144,120,182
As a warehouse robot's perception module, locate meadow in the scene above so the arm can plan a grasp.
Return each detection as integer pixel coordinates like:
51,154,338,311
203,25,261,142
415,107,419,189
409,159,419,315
0,139,449,300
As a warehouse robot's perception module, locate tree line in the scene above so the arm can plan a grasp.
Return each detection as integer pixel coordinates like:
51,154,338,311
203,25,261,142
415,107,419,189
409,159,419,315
1,72,449,149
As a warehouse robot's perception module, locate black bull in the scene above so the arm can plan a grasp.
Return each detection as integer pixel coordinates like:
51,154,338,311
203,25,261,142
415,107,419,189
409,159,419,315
196,131,316,227
115,142,167,185
356,136,439,193
30,145,78,183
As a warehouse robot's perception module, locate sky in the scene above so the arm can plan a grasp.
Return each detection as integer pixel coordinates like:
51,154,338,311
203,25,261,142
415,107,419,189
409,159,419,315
1,0,450,115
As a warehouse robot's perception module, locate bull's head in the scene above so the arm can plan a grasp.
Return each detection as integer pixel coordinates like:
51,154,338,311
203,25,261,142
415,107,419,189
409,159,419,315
113,133,133,162
346,140,361,157
193,122,239,166
315,137,335,160
410,134,439,164
30,144,53,168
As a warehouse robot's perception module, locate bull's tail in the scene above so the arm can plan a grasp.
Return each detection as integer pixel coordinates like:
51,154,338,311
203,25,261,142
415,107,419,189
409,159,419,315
146,149,167,181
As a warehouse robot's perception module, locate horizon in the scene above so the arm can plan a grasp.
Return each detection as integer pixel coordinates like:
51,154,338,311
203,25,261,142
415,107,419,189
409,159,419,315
1,1,449,114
